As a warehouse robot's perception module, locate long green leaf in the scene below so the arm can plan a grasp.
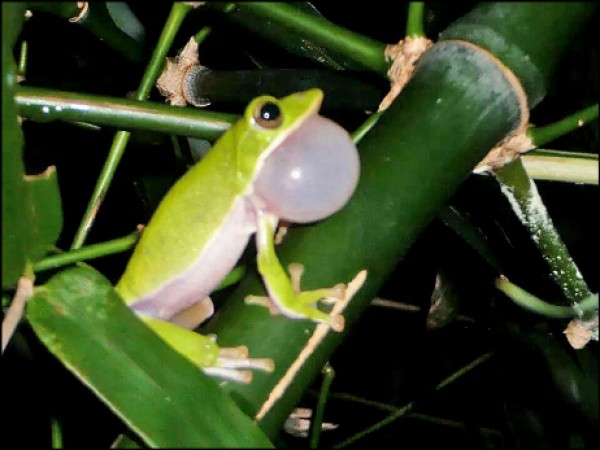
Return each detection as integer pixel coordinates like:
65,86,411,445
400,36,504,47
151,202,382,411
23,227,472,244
26,265,273,448
2,3,63,287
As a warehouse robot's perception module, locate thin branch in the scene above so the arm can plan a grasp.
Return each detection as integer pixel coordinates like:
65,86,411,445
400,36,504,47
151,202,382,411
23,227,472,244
16,87,235,140
2,276,34,353
33,232,140,273
521,151,598,185
70,3,193,250
495,159,592,304
406,2,426,38
51,417,63,449
496,275,598,318
333,352,494,448
232,2,389,74
528,104,598,147
309,363,336,448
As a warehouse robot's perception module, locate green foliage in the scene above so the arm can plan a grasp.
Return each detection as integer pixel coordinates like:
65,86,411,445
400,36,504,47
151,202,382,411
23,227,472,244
2,3,63,287
27,265,272,448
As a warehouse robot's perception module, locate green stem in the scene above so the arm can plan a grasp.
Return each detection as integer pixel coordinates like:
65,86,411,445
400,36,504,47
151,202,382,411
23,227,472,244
333,353,493,448
521,151,598,185
194,26,212,44
51,417,63,449
70,129,130,250
70,3,193,250
495,276,598,318
135,3,192,101
406,2,426,38
495,159,592,303
309,363,335,449
17,40,27,78
527,104,599,147
327,392,501,436
34,232,140,273
351,112,383,144
16,87,235,140
233,2,388,74
528,149,598,160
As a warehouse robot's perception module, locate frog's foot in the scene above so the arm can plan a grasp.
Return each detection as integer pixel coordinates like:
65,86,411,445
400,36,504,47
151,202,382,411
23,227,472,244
288,263,346,306
203,345,275,383
246,263,346,332
288,263,346,304
288,263,347,331
141,316,273,384
245,291,345,331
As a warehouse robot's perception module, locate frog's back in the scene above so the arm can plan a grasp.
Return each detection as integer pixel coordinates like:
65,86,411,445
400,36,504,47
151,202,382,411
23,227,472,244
116,125,254,314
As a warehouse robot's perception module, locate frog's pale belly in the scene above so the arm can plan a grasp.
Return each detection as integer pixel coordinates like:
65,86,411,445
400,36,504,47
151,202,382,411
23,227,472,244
127,196,256,321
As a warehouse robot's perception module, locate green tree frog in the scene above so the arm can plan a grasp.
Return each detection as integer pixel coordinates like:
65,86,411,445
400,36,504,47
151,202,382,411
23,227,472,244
115,88,360,383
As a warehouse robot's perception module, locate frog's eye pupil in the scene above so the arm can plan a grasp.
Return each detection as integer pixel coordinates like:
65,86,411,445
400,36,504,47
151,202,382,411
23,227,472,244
255,101,283,128
261,103,280,121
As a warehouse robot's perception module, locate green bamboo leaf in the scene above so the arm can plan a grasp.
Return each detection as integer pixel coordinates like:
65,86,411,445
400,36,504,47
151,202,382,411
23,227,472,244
2,63,27,284
2,4,64,287
2,3,31,287
26,166,63,260
26,265,273,448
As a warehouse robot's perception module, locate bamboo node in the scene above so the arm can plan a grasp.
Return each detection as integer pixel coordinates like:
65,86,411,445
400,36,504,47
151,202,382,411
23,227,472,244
156,37,200,106
473,131,535,174
564,313,599,350
378,36,433,112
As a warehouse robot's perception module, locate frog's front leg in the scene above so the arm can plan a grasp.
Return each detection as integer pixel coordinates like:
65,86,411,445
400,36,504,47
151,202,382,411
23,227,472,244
245,211,346,332
142,316,274,383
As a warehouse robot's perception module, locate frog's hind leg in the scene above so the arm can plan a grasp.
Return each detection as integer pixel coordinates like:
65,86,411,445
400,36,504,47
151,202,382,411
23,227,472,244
169,296,214,329
142,316,274,383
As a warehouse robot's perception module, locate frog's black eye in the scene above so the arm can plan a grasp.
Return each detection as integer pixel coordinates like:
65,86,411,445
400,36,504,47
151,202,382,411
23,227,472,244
254,101,283,129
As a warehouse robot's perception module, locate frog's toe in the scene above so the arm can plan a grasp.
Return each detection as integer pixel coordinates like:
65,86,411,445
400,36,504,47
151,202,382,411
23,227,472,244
203,367,253,383
245,294,281,315
320,283,347,305
287,262,305,292
218,346,275,372
329,314,345,332
218,345,248,359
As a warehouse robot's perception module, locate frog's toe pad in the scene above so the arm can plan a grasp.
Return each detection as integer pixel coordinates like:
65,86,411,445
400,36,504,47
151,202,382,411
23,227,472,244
330,314,345,332
288,262,305,292
203,367,253,383
321,283,347,305
206,346,275,383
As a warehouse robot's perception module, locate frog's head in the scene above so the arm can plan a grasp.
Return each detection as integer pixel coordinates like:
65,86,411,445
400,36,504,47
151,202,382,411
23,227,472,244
242,88,324,153
241,89,361,224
